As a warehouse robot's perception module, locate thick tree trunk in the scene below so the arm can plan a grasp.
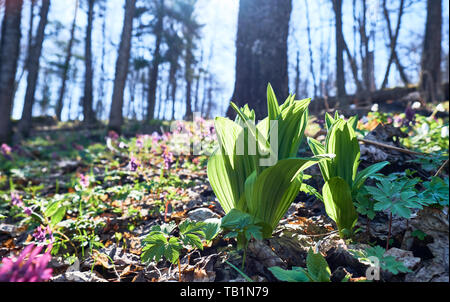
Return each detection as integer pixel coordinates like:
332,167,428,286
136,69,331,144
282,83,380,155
419,0,442,103
228,0,291,119
332,0,346,97
56,0,78,121
0,0,22,143
108,0,136,133
147,0,164,121
83,0,96,125
17,0,50,137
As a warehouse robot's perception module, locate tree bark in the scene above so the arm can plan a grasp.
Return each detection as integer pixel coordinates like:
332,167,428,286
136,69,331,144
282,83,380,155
332,0,346,97
83,0,96,125
147,0,164,121
0,0,22,143
419,0,442,103
17,0,50,137
227,0,291,119
56,0,78,121
381,0,408,88
184,36,194,120
108,0,136,133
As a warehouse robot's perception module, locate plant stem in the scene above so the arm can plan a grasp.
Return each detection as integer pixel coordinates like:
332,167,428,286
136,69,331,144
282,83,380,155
386,212,393,251
177,257,181,282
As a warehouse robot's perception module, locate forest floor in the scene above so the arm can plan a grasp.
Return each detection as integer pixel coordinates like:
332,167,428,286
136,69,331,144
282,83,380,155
0,106,448,282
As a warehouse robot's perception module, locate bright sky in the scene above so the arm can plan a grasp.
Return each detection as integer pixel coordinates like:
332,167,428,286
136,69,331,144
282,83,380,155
10,0,450,121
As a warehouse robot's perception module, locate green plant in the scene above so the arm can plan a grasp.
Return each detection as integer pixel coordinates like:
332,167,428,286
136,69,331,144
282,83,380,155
351,245,411,275
208,84,330,243
141,219,220,281
307,112,389,238
268,248,333,282
419,176,449,207
221,209,263,268
365,174,425,249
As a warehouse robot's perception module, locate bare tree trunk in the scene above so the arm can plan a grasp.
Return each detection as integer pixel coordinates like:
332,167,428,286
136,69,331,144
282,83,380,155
332,0,346,97
228,0,291,119
147,0,164,121
83,0,96,125
12,0,35,98
381,0,408,88
304,0,317,99
294,50,300,97
56,0,78,121
0,0,22,143
109,0,136,133
18,0,50,137
419,0,442,103
184,37,194,120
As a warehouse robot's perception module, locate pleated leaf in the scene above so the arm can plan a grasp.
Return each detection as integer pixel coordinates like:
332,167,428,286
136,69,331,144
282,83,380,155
322,177,358,238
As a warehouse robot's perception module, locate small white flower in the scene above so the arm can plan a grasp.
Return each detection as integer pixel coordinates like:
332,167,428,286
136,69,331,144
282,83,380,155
350,104,356,110
412,101,421,109
371,103,379,112
419,123,430,135
436,103,445,112
441,126,449,138
339,114,345,120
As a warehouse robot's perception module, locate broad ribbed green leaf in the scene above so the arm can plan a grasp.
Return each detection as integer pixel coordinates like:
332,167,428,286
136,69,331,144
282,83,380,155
245,156,330,237
325,119,360,188
267,83,281,122
307,137,330,182
306,249,331,282
322,177,358,238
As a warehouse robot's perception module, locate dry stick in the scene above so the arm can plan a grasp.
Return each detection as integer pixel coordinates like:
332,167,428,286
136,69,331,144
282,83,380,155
434,159,449,177
358,138,426,156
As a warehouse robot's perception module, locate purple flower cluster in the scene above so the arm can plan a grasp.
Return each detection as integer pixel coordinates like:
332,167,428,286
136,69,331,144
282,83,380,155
0,244,53,282
1,143,12,156
161,146,174,170
10,192,32,216
79,174,90,188
404,106,416,125
1,143,12,160
32,226,54,245
11,192,23,207
128,155,141,172
108,130,119,140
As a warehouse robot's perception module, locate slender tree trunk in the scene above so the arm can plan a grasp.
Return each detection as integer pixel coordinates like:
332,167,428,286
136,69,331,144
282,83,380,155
332,0,346,97
184,37,193,120
294,50,300,97
56,0,78,121
109,0,136,132
381,0,408,88
228,0,291,119
83,0,96,125
147,0,164,121
12,0,35,98
420,0,442,103
0,0,22,143
304,0,317,99
18,0,50,137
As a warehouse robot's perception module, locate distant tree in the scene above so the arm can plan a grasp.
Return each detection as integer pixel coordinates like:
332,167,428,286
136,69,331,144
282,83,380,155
82,0,96,125
419,0,443,103
55,0,79,121
146,0,165,121
228,0,291,119
332,0,346,97
18,0,50,138
109,0,136,133
0,0,23,143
